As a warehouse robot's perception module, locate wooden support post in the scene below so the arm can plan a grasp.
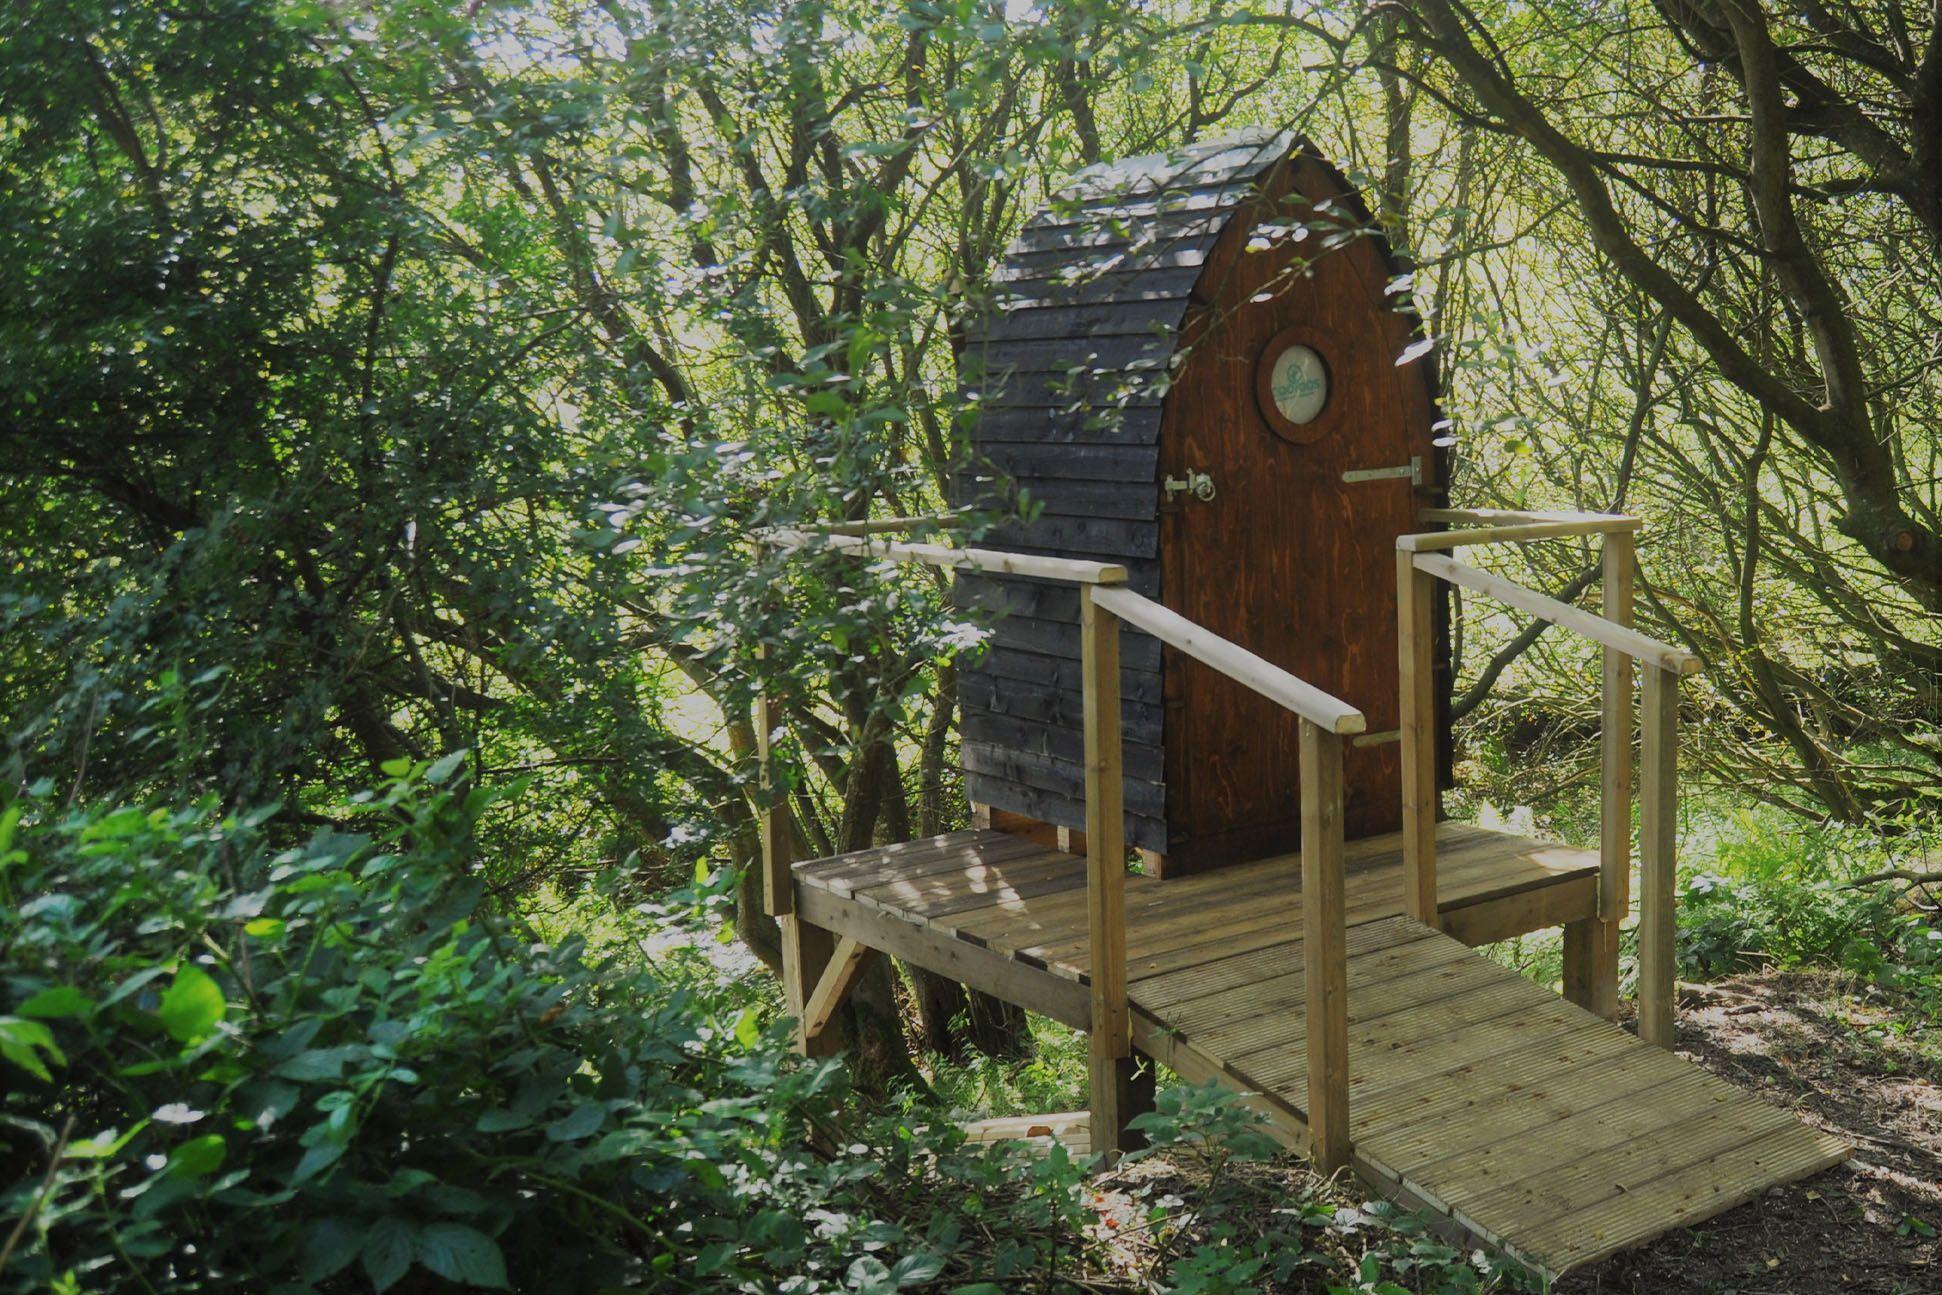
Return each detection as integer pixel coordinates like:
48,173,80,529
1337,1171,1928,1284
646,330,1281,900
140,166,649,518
753,667,792,921
1081,588,1136,1158
1396,548,1438,926
1637,664,1679,1050
1299,719,1351,1174
755,632,840,1056
801,936,874,1041
1589,529,1636,1019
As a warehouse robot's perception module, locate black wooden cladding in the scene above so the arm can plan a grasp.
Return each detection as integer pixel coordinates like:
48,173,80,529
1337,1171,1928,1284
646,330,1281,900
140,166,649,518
953,129,1296,847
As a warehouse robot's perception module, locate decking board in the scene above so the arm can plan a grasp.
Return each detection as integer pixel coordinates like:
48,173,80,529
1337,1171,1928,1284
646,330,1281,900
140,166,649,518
791,823,1849,1275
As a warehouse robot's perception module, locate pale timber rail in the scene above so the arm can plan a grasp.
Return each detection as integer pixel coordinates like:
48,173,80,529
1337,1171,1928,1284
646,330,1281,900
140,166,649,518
750,513,1848,1277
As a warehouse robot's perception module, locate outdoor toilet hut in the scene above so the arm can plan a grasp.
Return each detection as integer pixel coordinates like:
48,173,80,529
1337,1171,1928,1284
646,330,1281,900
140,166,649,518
955,130,1451,874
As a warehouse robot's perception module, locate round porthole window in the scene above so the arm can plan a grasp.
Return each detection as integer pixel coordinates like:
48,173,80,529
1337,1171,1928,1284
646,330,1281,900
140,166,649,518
1255,330,1332,443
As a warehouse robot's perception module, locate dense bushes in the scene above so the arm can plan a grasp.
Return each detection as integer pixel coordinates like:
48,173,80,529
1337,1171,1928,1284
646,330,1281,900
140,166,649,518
0,764,1078,1291
1677,814,1942,1024
2,765,1532,1293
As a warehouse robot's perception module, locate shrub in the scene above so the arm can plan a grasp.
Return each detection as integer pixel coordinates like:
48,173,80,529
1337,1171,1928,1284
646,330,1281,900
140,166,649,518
0,764,1100,1291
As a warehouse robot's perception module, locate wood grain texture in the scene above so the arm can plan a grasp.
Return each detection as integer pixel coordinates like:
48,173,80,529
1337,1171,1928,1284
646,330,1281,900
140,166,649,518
789,819,1846,1274
1158,149,1437,871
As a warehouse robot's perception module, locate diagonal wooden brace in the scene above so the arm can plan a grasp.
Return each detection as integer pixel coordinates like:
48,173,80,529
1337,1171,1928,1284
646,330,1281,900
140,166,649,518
801,936,876,1041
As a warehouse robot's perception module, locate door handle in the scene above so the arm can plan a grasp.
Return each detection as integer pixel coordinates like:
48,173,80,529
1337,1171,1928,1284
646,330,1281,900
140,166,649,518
1164,471,1217,502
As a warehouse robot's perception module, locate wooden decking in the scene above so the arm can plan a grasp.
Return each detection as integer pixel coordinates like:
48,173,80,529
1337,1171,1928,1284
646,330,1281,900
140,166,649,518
793,824,1848,1276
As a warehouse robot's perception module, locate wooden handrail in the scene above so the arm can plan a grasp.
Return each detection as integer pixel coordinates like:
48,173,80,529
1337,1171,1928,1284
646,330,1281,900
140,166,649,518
757,532,1358,1164
1090,584,1357,1169
1399,532,1691,1053
762,527,1128,584
766,514,967,537
1401,511,1640,551
1411,553,1700,675
1090,586,1367,734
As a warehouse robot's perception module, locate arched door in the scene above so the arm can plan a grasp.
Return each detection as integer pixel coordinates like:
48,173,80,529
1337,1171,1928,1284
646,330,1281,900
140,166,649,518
1157,152,1436,871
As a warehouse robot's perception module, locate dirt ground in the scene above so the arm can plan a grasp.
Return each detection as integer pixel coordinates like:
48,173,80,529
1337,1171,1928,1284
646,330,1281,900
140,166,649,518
1559,971,1940,1294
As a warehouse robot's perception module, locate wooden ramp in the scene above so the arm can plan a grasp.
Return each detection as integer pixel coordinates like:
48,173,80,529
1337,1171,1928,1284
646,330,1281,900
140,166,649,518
794,825,1849,1277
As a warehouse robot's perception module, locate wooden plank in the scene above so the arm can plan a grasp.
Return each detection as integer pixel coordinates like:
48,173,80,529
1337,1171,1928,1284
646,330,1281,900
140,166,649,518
1397,515,1639,550
1132,913,1426,1011
1397,549,1438,925
961,742,1167,821
1468,1105,1846,1260
981,296,1191,343
992,513,1158,560
1405,1067,1732,1205
1600,529,1636,925
1301,721,1350,1172
1522,1123,1850,1271
794,884,1092,1030
753,680,793,918
1439,873,1597,945
960,770,1171,857
1348,1022,1642,1135
1637,664,1679,1049
1131,1008,1311,1158
962,707,1165,782
1418,507,1641,530
779,915,842,1057
799,831,1054,895
1366,1033,1708,1167
966,643,1164,703
1412,552,1702,676
852,850,1087,918
1092,586,1367,734
1082,587,1135,1157
801,937,875,1040
764,527,1127,585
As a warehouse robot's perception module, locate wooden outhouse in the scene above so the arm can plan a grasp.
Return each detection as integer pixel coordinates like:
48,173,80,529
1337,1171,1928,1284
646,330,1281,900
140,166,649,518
956,130,1450,873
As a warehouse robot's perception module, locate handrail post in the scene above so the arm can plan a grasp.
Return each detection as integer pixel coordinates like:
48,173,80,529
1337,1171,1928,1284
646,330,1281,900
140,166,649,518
1396,548,1438,926
1637,663,1679,1049
1592,532,1635,1018
1080,586,1134,1157
1300,719,1351,1173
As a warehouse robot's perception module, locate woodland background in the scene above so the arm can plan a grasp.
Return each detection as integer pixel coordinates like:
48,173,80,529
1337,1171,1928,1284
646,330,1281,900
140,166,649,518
2,1,1938,1291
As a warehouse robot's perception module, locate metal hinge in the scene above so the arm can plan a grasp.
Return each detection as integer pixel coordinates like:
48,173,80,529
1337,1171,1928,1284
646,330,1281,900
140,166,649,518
1342,455,1422,486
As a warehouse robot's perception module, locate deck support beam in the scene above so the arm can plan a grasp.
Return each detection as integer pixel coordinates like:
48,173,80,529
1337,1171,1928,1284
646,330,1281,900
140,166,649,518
1397,550,1439,927
1300,720,1351,1174
801,937,875,1041
1637,664,1680,1049
1081,588,1136,1157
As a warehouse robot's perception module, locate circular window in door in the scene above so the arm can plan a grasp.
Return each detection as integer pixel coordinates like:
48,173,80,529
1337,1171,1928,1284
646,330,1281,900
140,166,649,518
1255,329,1331,443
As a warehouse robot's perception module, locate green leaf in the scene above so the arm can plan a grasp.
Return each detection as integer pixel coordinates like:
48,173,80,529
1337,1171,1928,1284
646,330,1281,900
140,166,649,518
17,985,92,1019
300,1218,362,1282
166,1133,227,1179
362,1217,418,1293
418,1223,507,1289
544,1102,605,1143
892,1253,945,1286
156,965,225,1044
425,750,467,784
733,1006,761,1049
243,917,286,938
0,1016,65,1080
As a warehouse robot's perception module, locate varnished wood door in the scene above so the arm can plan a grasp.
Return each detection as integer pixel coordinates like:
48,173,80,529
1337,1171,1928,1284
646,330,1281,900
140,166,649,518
1158,154,1434,871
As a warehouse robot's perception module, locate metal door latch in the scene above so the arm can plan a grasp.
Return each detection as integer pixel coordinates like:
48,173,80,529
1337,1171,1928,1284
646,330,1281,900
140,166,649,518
1164,470,1217,502
1342,455,1423,486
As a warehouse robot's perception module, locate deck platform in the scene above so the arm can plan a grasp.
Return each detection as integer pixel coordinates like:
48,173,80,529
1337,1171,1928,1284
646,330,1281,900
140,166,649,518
793,823,1849,1276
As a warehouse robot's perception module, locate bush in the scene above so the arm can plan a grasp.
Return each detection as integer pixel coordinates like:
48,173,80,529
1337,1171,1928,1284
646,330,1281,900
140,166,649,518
2,764,1532,1293
0,765,1105,1291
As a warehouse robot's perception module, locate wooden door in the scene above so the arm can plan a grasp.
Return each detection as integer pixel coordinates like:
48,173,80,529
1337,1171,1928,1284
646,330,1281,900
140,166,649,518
1158,154,1434,871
